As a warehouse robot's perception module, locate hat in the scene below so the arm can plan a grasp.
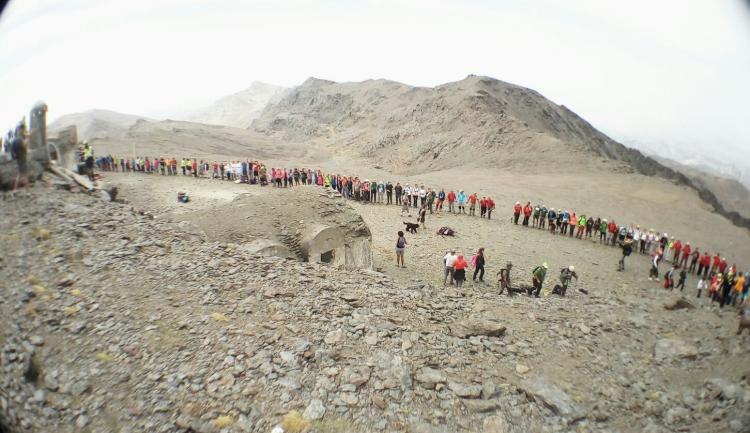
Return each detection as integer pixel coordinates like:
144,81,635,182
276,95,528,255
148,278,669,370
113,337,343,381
516,201,520,205
506,262,513,268
569,265,575,272
543,262,548,269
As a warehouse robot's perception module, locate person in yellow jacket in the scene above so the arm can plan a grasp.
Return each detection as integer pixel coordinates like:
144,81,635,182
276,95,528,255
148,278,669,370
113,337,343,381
82,142,94,180
733,273,745,306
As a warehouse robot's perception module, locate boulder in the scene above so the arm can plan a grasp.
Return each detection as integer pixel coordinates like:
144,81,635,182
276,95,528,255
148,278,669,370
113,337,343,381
520,377,585,419
449,319,506,338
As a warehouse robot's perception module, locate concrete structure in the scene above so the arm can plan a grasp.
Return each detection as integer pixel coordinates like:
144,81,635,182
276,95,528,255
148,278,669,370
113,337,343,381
29,101,48,161
300,223,373,270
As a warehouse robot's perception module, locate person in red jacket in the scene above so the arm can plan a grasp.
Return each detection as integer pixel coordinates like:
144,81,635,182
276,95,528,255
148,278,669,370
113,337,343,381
697,252,711,278
672,240,682,266
480,197,487,218
607,221,617,245
486,197,495,220
447,190,457,213
680,242,691,268
522,202,532,226
712,254,721,274
513,201,522,224
718,258,728,274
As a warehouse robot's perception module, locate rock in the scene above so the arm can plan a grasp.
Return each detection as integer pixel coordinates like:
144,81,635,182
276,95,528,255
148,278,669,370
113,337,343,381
371,395,387,409
449,381,482,399
578,324,591,334
33,389,47,403
481,380,497,399
29,336,44,346
654,338,699,361
520,377,585,419
75,414,90,428
302,399,326,420
515,364,530,375
449,319,506,338
483,415,509,433
463,399,500,413
664,298,695,310
706,378,743,400
324,329,346,345
415,367,447,389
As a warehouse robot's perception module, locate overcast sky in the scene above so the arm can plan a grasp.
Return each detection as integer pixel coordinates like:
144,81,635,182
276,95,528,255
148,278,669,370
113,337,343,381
1,0,749,165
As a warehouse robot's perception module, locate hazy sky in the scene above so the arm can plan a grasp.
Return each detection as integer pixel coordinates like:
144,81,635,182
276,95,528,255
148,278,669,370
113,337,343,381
1,0,749,164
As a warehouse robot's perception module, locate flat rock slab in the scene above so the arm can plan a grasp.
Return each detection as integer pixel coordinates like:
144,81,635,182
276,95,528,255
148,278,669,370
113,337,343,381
520,377,584,420
449,319,506,338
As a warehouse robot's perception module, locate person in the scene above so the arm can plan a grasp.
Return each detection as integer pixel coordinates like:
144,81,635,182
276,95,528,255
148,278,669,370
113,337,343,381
427,188,436,214
443,250,457,286
698,252,711,278
689,248,700,273
680,242,691,268
395,230,407,268
539,205,548,229
672,240,682,266
83,142,95,180
513,201,522,224
522,202,532,226
720,271,734,308
498,262,517,296
618,235,634,271
436,189,446,213
386,181,393,205
732,272,745,306
453,255,468,288
548,208,557,232
530,263,548,297
479,197,487,218
675,268,687,291
696,277,706,299
472,248,485,283
457,190,467,214
400,193,412,216
649,248,662,281
599,219,607,243
468,193,478,216
663,265,677,290
532,205,541,228
10,131,27,194
418,205,427,228
447,190,456,213
486,197,495,220
554,265,578,296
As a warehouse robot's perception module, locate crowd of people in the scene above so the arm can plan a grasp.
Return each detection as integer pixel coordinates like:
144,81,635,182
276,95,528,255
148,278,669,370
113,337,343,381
86,153,750,309
510,201,750,308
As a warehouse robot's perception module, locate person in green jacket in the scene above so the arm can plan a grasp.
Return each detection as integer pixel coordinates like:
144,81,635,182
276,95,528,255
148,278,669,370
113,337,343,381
599,219,607,244
529,263,548,297
576,215,587,239
427,189,436,214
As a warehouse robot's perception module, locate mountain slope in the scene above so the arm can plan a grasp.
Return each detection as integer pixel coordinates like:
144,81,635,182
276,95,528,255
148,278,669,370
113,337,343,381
253,75,750,228
188,82,287,129
48,109,151,141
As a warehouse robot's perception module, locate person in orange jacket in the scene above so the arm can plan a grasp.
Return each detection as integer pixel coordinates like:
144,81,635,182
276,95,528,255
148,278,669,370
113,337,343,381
468,193,478,216
486,197,495,220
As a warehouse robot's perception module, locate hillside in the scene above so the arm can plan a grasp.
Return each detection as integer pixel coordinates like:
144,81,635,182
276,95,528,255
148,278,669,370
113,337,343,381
655,156,750,219
91,118,323,163
48,109,151,141
253,75,750,227
188,82,287,129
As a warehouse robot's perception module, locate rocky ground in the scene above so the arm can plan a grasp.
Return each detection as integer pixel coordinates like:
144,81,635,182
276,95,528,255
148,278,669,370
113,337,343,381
1,174,749,433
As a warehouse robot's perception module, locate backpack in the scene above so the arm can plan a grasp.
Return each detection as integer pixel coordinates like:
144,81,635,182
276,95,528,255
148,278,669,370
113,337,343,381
396,237,405,248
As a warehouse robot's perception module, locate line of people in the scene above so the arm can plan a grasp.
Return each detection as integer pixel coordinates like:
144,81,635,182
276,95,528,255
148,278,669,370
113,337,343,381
98,154,500,218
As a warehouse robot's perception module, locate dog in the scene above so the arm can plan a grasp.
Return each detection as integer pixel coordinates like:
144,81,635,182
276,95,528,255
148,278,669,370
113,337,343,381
403,222,419,234
738,306,750,335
